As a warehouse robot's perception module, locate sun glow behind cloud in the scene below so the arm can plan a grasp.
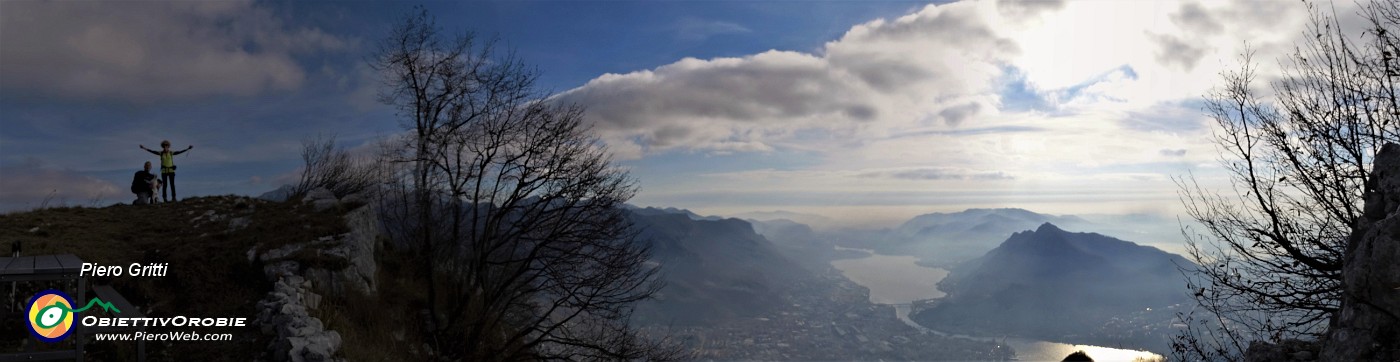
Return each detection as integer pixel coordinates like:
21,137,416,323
555,0,1333,225
0,0,1361,224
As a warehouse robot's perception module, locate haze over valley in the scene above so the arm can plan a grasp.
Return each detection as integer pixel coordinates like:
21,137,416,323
622,205,1186,360
6,0,1394,360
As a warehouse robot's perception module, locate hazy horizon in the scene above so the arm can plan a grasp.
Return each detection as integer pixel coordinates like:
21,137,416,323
2,2,1386,360
4,0,1372,233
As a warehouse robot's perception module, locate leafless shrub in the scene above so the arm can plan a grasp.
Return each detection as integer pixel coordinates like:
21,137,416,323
290,134,377,200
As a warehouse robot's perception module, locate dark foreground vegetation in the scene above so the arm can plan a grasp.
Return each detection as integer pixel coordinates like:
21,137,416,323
0,196,350,360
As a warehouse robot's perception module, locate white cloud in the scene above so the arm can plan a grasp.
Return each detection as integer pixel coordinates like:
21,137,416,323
559,0,1374,221
553,1,1016,159
0,0,349,102
554,0,1327,164
0,160,122,211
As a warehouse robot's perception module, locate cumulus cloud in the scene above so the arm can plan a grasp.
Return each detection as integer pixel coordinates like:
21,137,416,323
1150,33,1208,71
1171,2,1224,35
0,160,122,211
547,0,1347,217
553,1,1016,158
0,0,348,102
555,0,1318,162
1144,2,1227,72
995,0,1066,20
936,102,983,126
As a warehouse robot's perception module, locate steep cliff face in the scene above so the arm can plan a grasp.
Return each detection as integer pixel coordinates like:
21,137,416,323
628,211,808,325
1320,143,1400,361
1245,143,1400,362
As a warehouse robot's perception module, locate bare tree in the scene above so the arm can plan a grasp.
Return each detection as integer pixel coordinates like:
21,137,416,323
371,8,678,361
290,134,376,200
1173,0,1399,360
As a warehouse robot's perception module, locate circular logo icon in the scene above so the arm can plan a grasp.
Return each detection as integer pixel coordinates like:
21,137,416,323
26,289,75,343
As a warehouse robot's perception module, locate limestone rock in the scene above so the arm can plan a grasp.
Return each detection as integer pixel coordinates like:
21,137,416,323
300,331,341,362
338,205,379,294
228,216,251,231
253,199,385,362
257,272,344,362
338,192,369,206
295,205,379,296
303,188,336,203
260,243,305,262
1243,340,1319,362
1319,142,1400,361
1241,143,1400,362
303,188,339,211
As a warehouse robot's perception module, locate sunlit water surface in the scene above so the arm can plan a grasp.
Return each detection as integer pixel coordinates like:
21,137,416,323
831,247,1163,361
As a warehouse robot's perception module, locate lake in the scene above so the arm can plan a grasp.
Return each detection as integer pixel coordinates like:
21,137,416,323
829,249,948,303
830,247,1163,362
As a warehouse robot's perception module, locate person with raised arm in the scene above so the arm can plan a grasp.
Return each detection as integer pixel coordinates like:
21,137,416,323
140,140,192,202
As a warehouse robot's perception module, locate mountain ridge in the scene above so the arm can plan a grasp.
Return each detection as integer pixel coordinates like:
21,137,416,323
915,222,1196,353
838,208,1096,267
627,209,807,325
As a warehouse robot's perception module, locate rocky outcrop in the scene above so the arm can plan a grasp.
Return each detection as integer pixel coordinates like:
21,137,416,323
256,273,342,362
303,188,339,212
1244,143,1400,361
1320,143,1400,361
254,189,379,296
1243,339,1319,362
252,188,384,362
301,203,379,296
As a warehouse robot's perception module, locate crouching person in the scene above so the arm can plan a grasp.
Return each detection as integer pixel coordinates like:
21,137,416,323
131,161,158,205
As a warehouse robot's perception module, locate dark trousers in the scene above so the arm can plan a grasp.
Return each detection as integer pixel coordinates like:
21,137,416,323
161,173,176,202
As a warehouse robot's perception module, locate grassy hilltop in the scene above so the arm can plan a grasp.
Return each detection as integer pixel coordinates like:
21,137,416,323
0,196,357,360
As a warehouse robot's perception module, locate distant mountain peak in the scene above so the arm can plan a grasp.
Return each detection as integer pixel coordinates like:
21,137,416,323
624,204,723,221
258,184,295,202
964,207,1026,211
1035,222,1062,233
917,220,1199,352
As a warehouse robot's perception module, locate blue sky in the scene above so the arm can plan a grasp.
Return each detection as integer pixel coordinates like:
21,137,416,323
0,0,1353,226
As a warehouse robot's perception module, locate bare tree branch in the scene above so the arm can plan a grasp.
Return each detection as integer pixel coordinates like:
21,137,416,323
1174,1,1400,360
370,8,677,361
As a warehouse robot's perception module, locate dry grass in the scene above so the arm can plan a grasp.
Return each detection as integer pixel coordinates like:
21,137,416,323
0,196,352,361
309,243,428,361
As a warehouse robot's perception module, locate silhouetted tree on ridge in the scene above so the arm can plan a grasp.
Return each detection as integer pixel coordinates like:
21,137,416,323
370,8,680,361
